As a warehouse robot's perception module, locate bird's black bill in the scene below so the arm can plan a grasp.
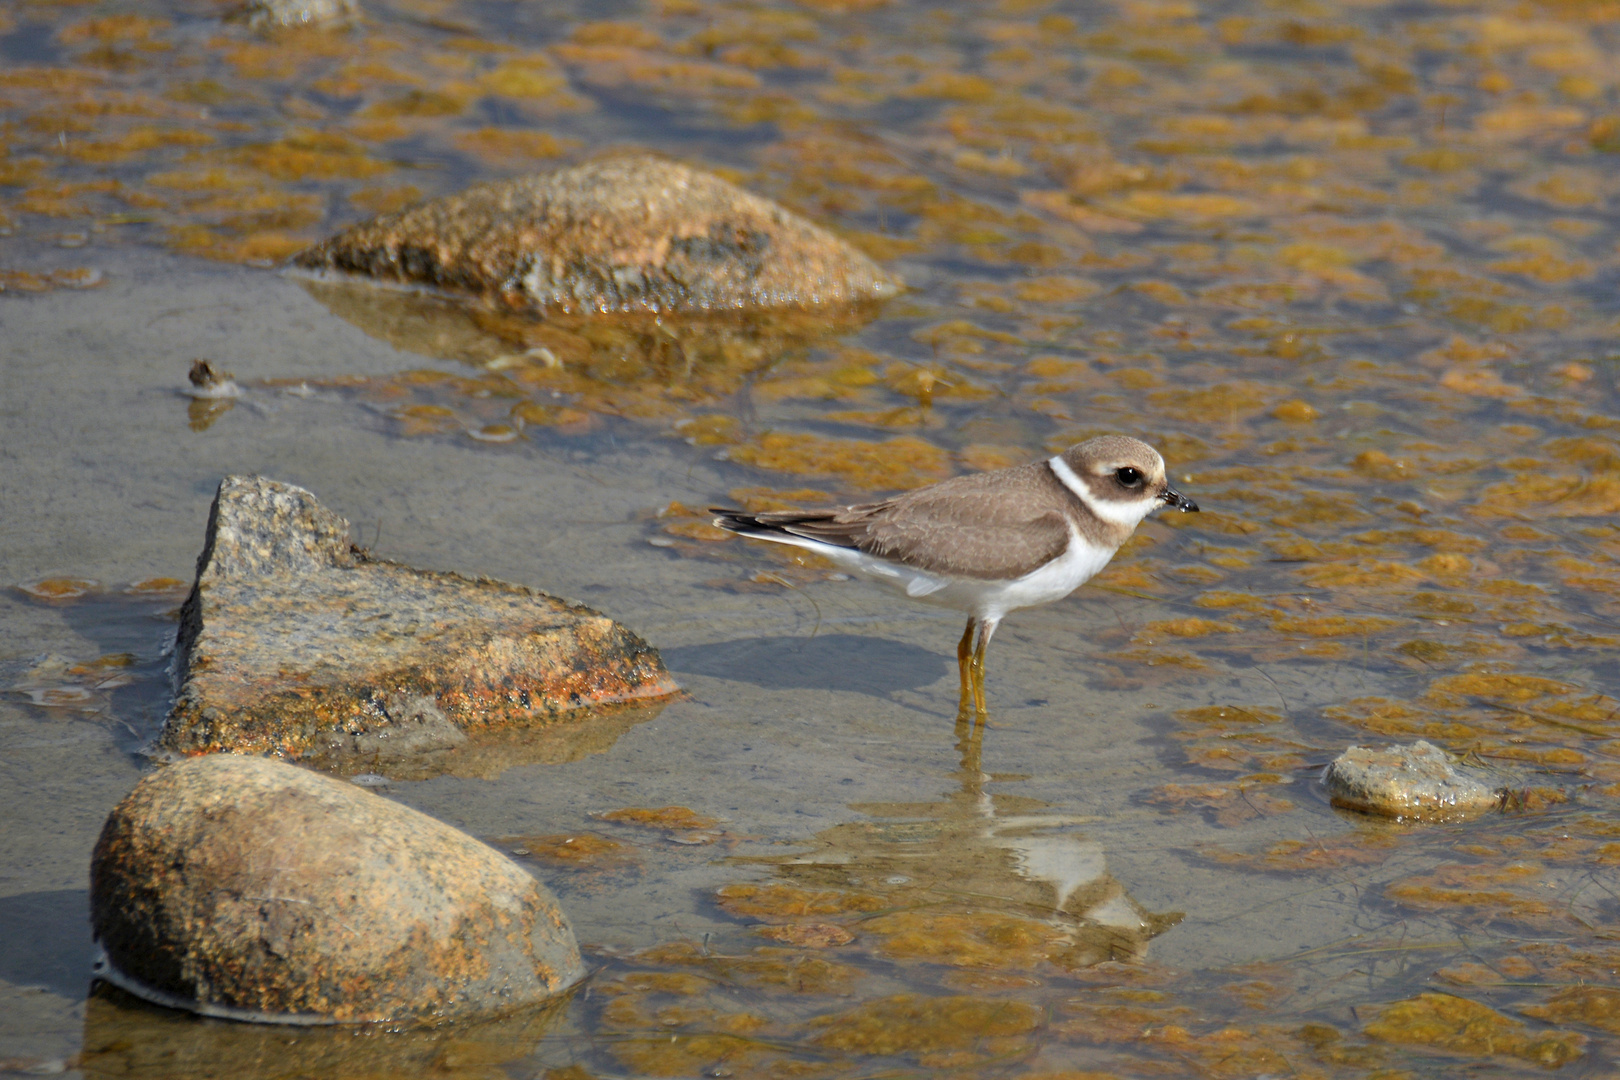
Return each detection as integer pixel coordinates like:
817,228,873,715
1160,486,1199,512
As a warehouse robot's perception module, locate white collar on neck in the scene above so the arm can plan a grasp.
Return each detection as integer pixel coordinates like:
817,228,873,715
1048,455,1157,529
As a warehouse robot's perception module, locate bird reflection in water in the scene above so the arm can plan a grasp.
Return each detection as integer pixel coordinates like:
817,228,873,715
729,716,1182,971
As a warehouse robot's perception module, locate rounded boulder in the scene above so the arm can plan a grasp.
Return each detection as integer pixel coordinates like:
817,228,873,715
90,754,584,1024
292,154,901,314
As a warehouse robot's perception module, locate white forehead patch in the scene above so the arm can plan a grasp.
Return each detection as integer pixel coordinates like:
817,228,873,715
1048,455,1161,529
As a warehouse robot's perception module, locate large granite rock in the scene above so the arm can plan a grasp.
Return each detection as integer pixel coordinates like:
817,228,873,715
90,754,584,1024
162,475,677,761
292,154,901,314
1323,740,1504,822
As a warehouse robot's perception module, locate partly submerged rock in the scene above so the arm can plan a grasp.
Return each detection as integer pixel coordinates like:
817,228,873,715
161,475,678,762
1323,740,1505,822
292,154,901,314
90,754,584,1024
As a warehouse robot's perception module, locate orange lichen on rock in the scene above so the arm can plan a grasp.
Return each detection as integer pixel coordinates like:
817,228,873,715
163,476,678,760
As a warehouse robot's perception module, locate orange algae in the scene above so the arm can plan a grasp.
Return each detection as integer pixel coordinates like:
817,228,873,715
499,833,627,864
1523,987,1620,1034
17,578,99,601
1364,993,1583,1067
608,1031,772,1077
726,432,952,491
861,910,1072,970
1383,862,1581,923
1271,614,1400,637
453,128,577,161
1148,782,1296,826
810,994,1042,1057
125,577,187,594
715,883,884,920
1425,672,1575,705
230,132,393,181
1272,399,1319,422
600,806,719,831
1133,618,1238,641
1175,705,1280,727
757,923,854,948
637,941,860,994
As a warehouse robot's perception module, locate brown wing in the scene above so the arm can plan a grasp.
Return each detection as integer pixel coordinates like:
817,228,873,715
713,461,1078,579
857,463,1072,579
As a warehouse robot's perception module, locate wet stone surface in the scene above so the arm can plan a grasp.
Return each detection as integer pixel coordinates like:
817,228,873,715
1323,740,1506,822
292,155,901,314
163,475,678,762
90,754,583,1024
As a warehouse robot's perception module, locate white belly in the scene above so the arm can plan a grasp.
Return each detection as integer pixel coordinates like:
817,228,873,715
759,525,1117,621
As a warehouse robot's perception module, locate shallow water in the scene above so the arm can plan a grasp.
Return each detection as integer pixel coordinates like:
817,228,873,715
3,0,1620,1075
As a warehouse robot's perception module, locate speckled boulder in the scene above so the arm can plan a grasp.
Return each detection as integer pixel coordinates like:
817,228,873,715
161,475,678,761
292,154,901,313
90,754,584,1024
1323,740,1504,822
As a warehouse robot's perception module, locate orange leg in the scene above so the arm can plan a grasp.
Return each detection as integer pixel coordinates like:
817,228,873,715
956,618,977,716
968,617,1001,719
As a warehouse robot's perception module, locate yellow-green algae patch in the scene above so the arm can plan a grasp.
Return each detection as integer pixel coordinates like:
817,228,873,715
810,994,1042,1059
1364,993,1584,1067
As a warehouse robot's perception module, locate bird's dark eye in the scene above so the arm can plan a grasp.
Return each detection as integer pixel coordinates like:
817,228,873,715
1115,467,1143,487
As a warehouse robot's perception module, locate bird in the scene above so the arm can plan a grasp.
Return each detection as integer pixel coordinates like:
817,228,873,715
712,435,1198,717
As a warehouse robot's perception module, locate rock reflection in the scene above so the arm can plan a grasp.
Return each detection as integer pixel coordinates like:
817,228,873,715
730,718,1182,972
308,699,670,782
295,274,881,389
79,982,569,1080
185,397,235,432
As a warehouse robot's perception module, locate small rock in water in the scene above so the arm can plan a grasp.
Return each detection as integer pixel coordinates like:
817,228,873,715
162,475,678,761
241,0,358,30
184,359,241,400
1323,740,1505,822
293,154,901,314
91,754,584,1024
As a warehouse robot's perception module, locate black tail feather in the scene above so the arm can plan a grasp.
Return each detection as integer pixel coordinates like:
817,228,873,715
709,507,864,549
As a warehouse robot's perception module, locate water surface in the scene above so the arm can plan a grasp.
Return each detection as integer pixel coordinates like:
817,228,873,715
3,0,1620,1074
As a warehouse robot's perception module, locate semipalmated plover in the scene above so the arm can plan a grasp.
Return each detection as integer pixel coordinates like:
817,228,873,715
713,435,1198,715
